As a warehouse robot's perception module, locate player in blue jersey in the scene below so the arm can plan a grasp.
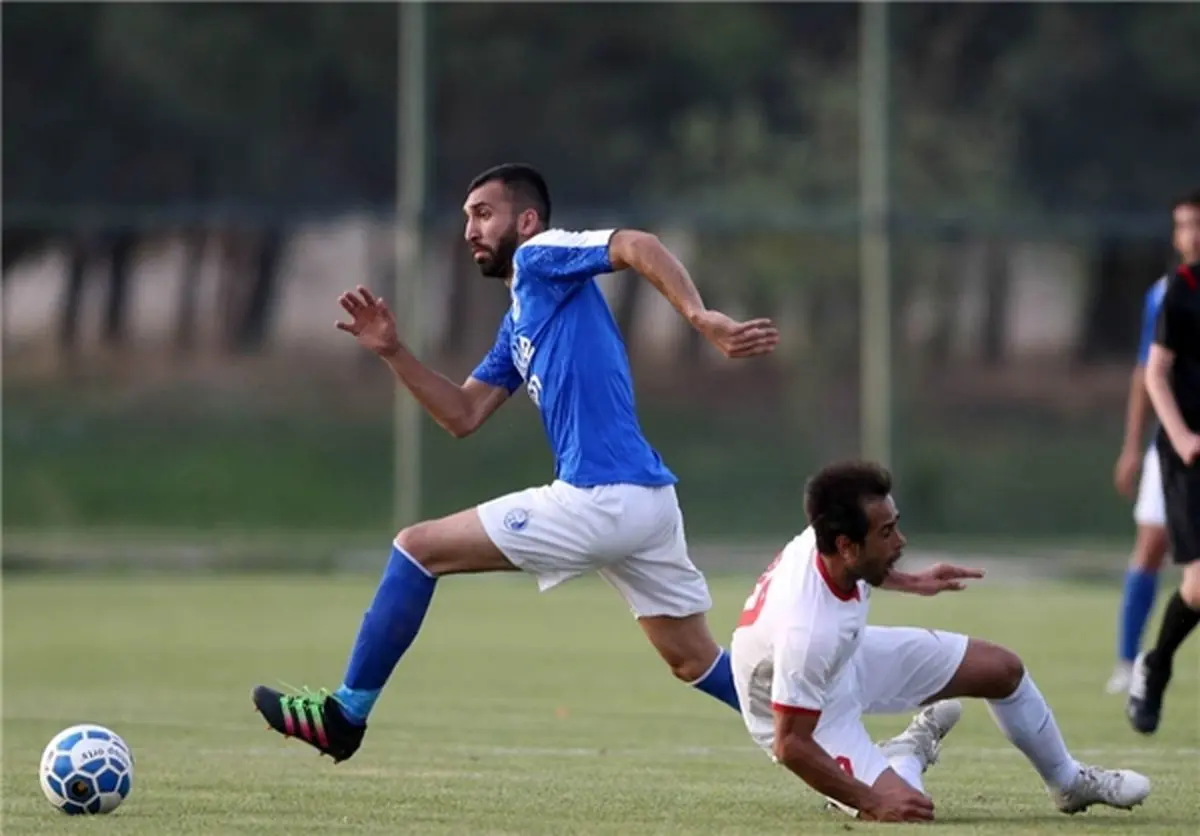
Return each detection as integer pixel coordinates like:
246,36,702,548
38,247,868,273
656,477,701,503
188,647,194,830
1106,275,1169,694
251,163,779,761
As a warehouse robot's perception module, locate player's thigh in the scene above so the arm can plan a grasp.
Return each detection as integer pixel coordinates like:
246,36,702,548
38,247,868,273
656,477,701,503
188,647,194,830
812,715,892,788
598,487,712,620
1131,524,1169,572
854,626,969,716
1133,445,1166,531
1180,559,1200,607
476,480,632,591
395,506,517,577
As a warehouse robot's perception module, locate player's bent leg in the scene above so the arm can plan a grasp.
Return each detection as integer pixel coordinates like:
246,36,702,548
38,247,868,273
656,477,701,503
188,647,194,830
929,638,1150,812
1110,523,1168,694
878,700,962,784
599,502,740,712
817,719,931,819
636,613,738,710
1129,559,1200,734
252,507,517,761
395,507,520,577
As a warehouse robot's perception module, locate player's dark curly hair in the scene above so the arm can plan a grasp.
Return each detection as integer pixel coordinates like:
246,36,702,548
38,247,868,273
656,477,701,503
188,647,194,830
1173,190,1200,212
468,163,552,225
804,461,893,554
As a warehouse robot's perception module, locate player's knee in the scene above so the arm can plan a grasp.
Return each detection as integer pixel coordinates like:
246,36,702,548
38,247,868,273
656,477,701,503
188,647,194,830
668,656,715,684
1179,564,1200,608
988,646,1026,698
393,524,439,572
958,639,1025,699
1131,527,1168,571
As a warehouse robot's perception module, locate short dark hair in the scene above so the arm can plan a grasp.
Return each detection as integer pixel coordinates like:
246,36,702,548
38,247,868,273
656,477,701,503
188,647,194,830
1173,190,1200,213
467,163,552,225
804,461,893,554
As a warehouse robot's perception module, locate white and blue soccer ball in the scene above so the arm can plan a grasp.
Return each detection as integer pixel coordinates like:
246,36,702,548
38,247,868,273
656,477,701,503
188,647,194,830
39,724,134,815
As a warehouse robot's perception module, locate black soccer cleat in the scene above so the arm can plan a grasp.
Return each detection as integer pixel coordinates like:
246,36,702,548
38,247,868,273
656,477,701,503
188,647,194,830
252,685,365,763
1125,652,1169,735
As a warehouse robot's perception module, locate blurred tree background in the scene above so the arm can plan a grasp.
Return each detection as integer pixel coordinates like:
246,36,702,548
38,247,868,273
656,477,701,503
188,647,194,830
4,3,1200,555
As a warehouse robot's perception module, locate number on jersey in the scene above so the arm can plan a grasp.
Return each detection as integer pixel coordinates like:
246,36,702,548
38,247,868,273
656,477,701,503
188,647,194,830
737,551,782,627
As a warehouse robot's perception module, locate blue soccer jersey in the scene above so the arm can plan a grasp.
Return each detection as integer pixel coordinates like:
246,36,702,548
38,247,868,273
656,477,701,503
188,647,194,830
470,229,677,488
1137,276,1168,367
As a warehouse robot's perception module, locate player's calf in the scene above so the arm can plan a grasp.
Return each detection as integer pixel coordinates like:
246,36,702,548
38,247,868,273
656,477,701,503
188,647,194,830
931,638,1152,812
638,613,740,711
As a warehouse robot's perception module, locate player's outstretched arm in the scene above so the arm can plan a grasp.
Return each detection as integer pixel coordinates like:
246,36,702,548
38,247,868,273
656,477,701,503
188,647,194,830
773,711,933,822
336,286,510,438
607,230,779,359
882,563,985,596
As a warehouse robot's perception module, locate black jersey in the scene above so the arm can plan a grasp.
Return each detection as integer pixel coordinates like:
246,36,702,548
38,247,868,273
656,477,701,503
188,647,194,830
1154,262,1200,429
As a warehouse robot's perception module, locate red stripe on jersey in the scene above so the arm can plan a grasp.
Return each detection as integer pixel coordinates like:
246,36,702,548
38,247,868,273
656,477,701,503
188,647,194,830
771,702,822,717
1181,263,1198,290
815,554,860,601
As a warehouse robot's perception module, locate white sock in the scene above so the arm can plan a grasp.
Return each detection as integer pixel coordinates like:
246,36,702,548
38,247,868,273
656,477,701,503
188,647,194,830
986,672,1081,790
888,754,925,794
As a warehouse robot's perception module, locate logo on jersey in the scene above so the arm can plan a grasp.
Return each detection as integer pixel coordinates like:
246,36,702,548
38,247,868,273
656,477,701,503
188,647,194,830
510,269,522,321
503,508,530,532
526,375,543,408
512,336,536,378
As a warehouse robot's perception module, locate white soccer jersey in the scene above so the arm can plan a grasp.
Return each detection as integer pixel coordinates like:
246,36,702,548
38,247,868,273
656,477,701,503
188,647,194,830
731,527,870,748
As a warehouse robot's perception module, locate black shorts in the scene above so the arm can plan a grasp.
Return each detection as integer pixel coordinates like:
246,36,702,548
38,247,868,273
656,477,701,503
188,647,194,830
1155,434,1200,565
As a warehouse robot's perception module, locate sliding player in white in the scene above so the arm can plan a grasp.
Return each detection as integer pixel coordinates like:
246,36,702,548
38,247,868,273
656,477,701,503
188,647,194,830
731,461,1152,822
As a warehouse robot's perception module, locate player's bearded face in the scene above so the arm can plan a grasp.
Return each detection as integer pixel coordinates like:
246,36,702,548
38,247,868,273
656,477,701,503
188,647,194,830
468,217,519,280
847,497,905,586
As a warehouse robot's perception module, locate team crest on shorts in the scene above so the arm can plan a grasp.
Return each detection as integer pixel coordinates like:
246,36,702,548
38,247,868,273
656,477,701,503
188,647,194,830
503,508,530,532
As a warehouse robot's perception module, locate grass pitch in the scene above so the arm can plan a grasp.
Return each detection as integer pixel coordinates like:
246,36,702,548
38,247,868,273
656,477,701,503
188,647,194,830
3,574,1198,834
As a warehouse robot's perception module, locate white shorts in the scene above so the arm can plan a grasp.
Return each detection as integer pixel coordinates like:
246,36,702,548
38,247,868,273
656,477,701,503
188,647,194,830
476,481,712,619
738,626,968,786
1134,445,1166,527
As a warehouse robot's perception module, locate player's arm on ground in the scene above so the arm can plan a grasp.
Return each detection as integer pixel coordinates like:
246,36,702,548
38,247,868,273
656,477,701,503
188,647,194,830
1146,279,1200,461
770,627,879,814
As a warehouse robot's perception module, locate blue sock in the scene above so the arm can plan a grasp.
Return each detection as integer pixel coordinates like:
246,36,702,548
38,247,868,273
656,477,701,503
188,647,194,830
690,648,740,711
1118,568,1159,663
333,545,437,725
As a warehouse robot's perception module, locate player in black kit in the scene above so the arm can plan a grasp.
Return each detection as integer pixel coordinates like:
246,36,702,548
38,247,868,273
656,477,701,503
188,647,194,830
1127,190,1200,734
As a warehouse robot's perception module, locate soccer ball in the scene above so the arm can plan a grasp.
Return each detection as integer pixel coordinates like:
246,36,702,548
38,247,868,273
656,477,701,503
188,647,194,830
39,724,134,815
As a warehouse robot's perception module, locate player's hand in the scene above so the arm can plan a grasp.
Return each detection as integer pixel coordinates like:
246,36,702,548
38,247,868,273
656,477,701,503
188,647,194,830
1174,432,1200,466
1113,448,1141,498
909,563,986,595
860,785,936,822
690,310,779,359
336,286,401,357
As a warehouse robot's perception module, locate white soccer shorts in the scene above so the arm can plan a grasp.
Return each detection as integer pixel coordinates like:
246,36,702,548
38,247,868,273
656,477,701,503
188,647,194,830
736,626,969,786
476,481,712,619
1134,445,1166,527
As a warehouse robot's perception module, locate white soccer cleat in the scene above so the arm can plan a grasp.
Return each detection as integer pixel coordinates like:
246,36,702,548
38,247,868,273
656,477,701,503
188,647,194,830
878,699,963,772
1051,765,1151,814
1105,662,1133,695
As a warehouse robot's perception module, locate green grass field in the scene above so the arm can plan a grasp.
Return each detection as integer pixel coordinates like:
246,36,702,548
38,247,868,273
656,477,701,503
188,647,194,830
4,575,1198,834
